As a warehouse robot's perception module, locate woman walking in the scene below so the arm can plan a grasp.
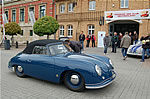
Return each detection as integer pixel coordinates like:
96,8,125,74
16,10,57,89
86,33,91,47
91,33,96,47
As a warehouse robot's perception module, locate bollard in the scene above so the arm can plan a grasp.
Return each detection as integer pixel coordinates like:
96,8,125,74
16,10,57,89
4,40,10,50
26,41,29,47
16,41,18,48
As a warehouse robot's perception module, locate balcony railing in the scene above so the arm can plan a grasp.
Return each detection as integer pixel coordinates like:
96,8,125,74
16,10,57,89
56,11,104,22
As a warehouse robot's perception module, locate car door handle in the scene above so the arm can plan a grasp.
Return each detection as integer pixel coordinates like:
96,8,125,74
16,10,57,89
27,59,31,62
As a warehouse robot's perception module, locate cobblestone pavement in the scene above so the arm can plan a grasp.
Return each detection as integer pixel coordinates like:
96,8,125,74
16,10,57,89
0,47,150,99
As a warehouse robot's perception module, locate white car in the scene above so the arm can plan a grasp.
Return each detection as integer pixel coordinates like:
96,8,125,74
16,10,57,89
127,41,143,56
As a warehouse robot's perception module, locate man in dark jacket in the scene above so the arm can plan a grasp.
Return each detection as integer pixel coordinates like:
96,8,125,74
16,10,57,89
133,31,138,44
79,31,85,50
141,33,150,62
65,40,82,53
111,32,118,53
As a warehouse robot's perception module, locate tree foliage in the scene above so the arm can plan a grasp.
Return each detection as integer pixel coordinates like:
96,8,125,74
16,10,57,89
1,22,21,36
33,16,59,37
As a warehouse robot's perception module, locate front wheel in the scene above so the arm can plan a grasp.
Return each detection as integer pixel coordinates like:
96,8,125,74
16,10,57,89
15,65,26,78
64,71,85,92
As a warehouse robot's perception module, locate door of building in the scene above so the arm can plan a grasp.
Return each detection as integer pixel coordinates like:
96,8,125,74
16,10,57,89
109,20,139,36
114,24,139,35
98,31,106,47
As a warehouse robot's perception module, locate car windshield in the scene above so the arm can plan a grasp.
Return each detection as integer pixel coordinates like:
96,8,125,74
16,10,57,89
49,43,71,56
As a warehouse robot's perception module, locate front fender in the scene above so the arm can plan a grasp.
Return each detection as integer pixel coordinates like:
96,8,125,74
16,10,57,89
54,57,97,84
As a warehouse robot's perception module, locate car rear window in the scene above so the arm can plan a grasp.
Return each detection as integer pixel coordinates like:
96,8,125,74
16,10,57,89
32,46,48,55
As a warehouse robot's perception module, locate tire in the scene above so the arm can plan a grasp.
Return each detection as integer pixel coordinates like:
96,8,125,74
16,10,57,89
15,65,26,78
64,71,85,92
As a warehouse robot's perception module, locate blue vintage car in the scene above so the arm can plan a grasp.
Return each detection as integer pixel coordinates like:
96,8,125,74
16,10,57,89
8,39,116,91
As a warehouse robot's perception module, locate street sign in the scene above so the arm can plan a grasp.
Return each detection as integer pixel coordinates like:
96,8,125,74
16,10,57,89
105,9,150,20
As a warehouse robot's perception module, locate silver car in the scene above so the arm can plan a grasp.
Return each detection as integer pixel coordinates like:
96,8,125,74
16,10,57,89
127,41,144,56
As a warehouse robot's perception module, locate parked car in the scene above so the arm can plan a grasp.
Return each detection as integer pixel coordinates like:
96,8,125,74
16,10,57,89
8,39,116,92
127,41,150,56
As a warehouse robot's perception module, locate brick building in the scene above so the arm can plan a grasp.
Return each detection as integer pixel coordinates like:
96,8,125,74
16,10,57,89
55,0,150,47
0,0,55,43
0,0,2,25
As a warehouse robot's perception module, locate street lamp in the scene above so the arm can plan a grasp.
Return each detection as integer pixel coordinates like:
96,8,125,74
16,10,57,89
99,16,102,26
2,0,6,41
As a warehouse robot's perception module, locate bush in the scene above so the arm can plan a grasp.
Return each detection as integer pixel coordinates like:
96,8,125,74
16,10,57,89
33,16,59,39
1,22,21,36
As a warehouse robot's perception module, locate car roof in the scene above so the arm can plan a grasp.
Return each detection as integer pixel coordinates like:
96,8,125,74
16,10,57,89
22,39,63,54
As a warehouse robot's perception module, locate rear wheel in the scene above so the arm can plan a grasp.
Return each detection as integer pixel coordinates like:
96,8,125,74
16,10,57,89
15,65,26,78
64,71,85,92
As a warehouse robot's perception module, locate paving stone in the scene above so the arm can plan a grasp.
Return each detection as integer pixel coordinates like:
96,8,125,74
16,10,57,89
0,47,150,99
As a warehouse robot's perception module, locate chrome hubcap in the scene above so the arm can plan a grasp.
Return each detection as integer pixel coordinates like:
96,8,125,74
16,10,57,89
70,75,79,85
17,66,23,72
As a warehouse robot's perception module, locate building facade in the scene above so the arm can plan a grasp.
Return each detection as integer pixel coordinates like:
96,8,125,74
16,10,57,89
0,0,55,43
55,0,150,47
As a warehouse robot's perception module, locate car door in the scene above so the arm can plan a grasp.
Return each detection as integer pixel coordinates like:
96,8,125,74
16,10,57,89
26,46,56,82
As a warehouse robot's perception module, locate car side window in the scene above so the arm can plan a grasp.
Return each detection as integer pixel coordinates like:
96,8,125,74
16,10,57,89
49,44,69,56
32,46,48,55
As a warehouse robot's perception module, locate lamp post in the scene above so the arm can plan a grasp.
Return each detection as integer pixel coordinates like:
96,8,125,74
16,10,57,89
2,0,6,41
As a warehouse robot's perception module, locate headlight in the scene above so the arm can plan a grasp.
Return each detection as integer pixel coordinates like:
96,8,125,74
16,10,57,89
95,65,102,76
109,59,113,66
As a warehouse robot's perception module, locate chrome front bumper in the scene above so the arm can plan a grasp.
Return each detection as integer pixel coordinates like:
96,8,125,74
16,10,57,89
9,67,15,72
85,72,116,89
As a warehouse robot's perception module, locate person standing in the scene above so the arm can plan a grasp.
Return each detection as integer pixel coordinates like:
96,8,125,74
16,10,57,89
140,33,150,62
111,32,118,53
133,31,138,44
79,31,85,50
118,32,123,48
91,33,96,47
129,32,133,45
86,33,91,47
65,40,82,53
103,33,110,55
120,32,131,60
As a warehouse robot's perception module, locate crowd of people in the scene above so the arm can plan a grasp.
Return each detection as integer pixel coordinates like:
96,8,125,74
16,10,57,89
65,31,150,62
103,31,150,62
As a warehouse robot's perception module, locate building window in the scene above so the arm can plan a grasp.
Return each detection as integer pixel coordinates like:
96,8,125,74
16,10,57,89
40,5,46,18
68,25,73,37
30,30,33,36
60,4,65,13
12,10,16,22
59,25,64,37
5,11,8,21
120,0,128,8
20,8,25,22
68,3,74,12
29,7,34,21
88,25,95,34
89,1,96,10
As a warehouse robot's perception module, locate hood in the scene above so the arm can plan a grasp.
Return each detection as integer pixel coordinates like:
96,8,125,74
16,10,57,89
67,54,109,72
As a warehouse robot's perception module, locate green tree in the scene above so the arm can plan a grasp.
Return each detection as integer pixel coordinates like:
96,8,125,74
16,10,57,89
1,22,21,43
33,16,59,39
